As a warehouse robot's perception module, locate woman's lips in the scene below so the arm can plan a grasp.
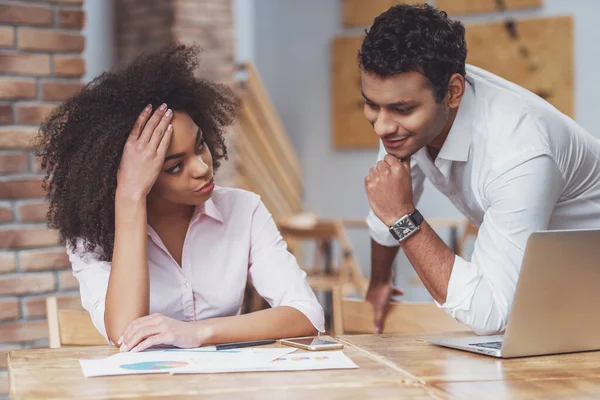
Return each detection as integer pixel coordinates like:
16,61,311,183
194,178,215,194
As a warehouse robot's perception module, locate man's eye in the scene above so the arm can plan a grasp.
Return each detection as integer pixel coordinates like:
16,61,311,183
394,107,414,114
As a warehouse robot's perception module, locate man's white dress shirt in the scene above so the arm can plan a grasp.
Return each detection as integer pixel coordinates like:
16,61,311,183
367,65,600,335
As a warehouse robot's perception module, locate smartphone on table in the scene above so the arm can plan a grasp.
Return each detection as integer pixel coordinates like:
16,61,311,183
280,337,344,351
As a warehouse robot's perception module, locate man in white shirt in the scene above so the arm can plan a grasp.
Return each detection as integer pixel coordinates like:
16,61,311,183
361,4,600,335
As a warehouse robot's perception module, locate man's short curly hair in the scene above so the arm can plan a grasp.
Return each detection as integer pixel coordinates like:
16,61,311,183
36,44,236,261
358,3,467,101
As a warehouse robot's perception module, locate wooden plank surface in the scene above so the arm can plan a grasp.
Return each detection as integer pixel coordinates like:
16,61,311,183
342,333,600,384
342,0,543,27
436,378,600,400
8,340,416,399
331,36,378,149
342,0,422,27
436,0,542,16
465,16,573,117
243,64,303,189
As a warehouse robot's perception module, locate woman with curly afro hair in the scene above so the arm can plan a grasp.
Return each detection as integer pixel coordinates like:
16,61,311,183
37,45,323,351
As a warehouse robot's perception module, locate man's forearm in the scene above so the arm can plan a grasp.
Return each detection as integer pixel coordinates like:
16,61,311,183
370,239,400,282
400,222,455,303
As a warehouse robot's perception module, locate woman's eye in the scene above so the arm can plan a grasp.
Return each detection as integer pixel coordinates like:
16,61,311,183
166,163,182,174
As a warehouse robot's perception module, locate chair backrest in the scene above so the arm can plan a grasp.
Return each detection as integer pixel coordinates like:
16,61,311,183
46,296,107,348
332,287,471,336
277,215,368,294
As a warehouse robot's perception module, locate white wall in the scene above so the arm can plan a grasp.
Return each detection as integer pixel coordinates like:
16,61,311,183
248,0,600,298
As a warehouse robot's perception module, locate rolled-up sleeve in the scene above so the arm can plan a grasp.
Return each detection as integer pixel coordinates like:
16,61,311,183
367,141,426,247
67,241,112,342
439,154,564,335
247,200,325,333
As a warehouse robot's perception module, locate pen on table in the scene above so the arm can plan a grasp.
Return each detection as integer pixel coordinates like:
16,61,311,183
215,339,277,351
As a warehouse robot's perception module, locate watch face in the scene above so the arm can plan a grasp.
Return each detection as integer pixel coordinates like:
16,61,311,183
398,217,416,235
390,215,417,240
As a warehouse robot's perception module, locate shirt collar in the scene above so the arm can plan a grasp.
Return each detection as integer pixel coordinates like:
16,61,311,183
193,196,224,224
436,76,476,163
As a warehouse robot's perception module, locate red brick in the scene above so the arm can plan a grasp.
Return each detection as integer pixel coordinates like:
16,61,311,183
0,227,59,249
19,0,83,3
42,81,84,101
0,206,12,222
0,178,45,199
0,299,20,321
58,8,85,28
31,155,43,173
0,4,53,26
0,105,13,125
0,126,38,149
0,53,51,76
0,272,56,296
0,27,15,48
17,201,48,222
0,320,48,344
15,103,56,125
0,153,29,174
53,56,85,77
23,293,82,318
19,28,84,52
0,345,21,369
20,247,68,271
0,253,16,273
0,78,36,100
58,269,78,290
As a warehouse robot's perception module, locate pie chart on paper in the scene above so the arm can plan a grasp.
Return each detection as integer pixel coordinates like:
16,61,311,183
119,361,189,371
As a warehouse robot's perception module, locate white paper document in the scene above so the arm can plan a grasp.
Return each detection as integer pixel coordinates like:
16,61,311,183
173,350,359,374
79,347,358,377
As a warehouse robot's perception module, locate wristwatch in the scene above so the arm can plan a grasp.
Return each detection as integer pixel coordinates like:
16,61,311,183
389,210,424,242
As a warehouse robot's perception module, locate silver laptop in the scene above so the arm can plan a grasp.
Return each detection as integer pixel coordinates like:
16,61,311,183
428,229,600,358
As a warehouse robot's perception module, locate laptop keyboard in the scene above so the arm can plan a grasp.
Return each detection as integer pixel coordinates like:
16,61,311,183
470,341,503,349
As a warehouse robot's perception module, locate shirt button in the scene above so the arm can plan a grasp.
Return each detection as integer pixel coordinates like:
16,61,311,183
184,282,190,289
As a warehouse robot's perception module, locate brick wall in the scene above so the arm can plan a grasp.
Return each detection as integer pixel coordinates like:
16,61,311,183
0,0,86,397
116,0,233,83
116,0,237,185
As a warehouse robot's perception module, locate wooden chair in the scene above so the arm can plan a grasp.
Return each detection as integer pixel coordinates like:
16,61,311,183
274,214,369,330
332,286,471,336
46,296,106,348
277,214,369,296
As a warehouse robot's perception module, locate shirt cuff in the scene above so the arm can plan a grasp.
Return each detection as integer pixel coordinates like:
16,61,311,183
437,255,482,315
366,210,400,247
284,300,325,333
89,299,112,344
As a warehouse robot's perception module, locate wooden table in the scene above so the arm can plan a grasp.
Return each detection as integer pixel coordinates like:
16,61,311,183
10,332,600,399
7,341,439,399
340,332,600,399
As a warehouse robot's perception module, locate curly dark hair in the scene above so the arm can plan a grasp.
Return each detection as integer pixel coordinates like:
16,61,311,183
36,44,236,261
358,3,467,101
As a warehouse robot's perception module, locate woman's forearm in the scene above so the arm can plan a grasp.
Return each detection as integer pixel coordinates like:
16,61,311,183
105,192,150,343
199,306,317,345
